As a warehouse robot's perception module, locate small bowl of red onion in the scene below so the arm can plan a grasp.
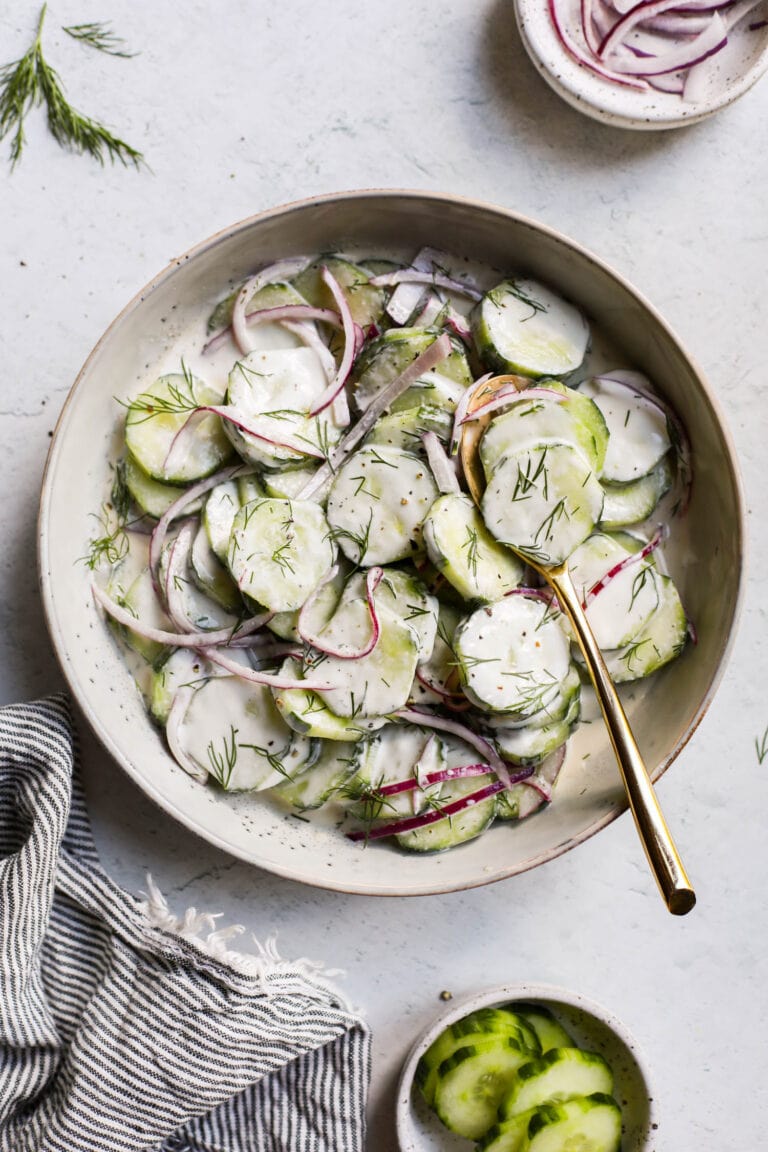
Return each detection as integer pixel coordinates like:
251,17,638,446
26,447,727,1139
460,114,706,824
396,983,657,1151
515,0,768,129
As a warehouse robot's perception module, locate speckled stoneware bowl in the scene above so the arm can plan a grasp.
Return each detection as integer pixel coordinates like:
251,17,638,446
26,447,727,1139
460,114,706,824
396,983,657,1151
38,190,744,895
515,0,768,130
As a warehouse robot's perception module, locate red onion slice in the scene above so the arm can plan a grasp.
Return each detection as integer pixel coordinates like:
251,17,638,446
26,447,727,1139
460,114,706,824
308,267,357,416
203,646,337,692
549,0,650,87
163,520,198,632
297,333,452,501
459,386,568,426
450,373,492,456
582,524,667,608
393,707,515,788
231,258,310,355
297,566,383,659
376,761,532,798
165,686,207,782
423,432,461,495
92,582,269,648
369,268,482,301
605,13,727,73
346,779,507,841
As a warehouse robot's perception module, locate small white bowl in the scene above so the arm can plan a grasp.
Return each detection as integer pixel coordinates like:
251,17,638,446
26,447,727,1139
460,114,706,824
397,983,657,1151
515,0,768,130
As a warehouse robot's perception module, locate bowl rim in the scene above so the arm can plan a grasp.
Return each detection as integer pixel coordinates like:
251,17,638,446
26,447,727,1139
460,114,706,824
395,980,658,1151
37,188,747,893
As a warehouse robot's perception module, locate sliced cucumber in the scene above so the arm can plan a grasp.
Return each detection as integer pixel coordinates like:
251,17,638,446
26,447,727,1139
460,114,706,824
326,445,439,566
224,347,340,469
263,464,321,500
118,566,172,664
311,602,420,719
498,1047,614,1121
481,442,604,567
348,724,445,821
353,328,471,413
486,664,580,732
567,532,660,651
472,280,589,379
150,648,208,723
124,373,233,484
123,453,197,519
227,497,336,613
269,739,363,810
579,375,671,483
495,745,565,822
453,596,571,716
417,1008,540,1107
338,567,438,662
158,536,238,633
292,255,386,327
525,1093,622,1152
599,454,673,529
475,1109,536,1152
178,674,316,791
493,692,579,766
423,492,525,604
366,403,453,452
273,658,387,742
190,523,242,611
597,573,688,683
203,480,243,563
479,382,608,477
433,1034,535,1140
513,1004,574,1052
396,766,496,852
207,278,308,334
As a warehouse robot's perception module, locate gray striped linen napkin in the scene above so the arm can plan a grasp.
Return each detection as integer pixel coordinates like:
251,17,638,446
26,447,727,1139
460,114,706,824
0,696,371,1152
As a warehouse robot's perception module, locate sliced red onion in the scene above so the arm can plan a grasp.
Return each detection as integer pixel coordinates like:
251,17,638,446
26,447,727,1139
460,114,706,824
377,762,504,797
648,71,687,92
308,267,357,416
163,520,197,631
297,566,383,658
149,462,253,586
410,291,444,329
164,406,326,480
346,779,507,841
414,668,471,707
369,268,482,301
549,0,650,87
641,11,712,34
393,707,514,786
165,686,207,782
231,258,310,355
423,431,461,495
459,385,567,426
92,581,269,648
450,373,491,456
504,585,559,608
297,333,452,501
582,0,604,53
203,646,337,691
605,13,727,73
446,306,472,344
583,524,667,608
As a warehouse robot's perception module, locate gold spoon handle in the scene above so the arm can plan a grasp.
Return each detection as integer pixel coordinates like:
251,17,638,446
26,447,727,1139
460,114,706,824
550,566,696,916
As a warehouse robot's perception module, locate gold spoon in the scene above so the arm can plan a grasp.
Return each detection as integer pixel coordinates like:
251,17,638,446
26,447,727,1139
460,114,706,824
460,375,695,915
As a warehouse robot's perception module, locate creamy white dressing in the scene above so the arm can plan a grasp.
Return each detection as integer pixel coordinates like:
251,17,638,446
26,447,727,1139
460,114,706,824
580,377,670,482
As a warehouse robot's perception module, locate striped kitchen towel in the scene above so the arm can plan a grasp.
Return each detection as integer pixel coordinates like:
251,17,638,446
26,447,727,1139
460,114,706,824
0,697,371,1152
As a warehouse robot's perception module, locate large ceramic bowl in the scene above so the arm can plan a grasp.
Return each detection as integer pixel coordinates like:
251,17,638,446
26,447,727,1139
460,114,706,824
38,190,744,895
396,983,657,1151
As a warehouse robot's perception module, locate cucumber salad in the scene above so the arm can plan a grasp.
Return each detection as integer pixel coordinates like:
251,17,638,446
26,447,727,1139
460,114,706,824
91,246,691,855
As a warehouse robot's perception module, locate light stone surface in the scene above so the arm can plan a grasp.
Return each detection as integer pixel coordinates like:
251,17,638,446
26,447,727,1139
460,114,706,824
2,1,767,1148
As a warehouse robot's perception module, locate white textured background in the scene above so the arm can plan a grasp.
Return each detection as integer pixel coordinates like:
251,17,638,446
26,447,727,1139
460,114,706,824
2,1,767,1147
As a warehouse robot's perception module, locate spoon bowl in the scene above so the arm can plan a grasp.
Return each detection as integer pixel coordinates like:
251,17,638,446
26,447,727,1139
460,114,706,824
459,374,696,915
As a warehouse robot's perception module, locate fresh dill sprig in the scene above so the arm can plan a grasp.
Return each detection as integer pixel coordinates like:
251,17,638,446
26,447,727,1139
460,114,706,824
0,5,143,169
462,525,480,577
756,725,768,766
79,460,133,569
327,509,374,566
240,741,292,779
63,21,136,58
118,367,199,423
207,726,239,789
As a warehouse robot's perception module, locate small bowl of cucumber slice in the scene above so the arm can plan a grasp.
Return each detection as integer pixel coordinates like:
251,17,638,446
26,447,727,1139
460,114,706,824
397,983,656,1151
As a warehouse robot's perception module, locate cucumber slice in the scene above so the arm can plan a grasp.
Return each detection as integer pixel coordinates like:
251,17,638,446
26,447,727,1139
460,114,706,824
579,376,671,483
326,446,439,566
597,573,688,683
227,497,336,613
203,480,243,563
312,602,420,719
124,373,233,484
150,649,209,723
348,724,446,821
263,464,321,500
269,739,363,811
475,1109,536,1152
118,567,172,664
190,524,242,611
237,474,265,504
493,692,579,766
178,675,316,791
599,455,673,530
353,328,471,413
292,256,386,327
433,1034,535,1140
158,537,238,633
338,567,438,662
417,1008,540,1107
526,1093,622,1152
513,1004,574,1052
495,745,565,821
567,532,660,651
423,493,525,604
123,453,197,519
453,596,571,716
273,658,387,742
207,279,308,334
479,384,608,477
224,347,340,469
472,280,589,379
481,442,604,567
498,1048,614,1121
486,664,580,732
366,403,453,452
396,768,497,853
